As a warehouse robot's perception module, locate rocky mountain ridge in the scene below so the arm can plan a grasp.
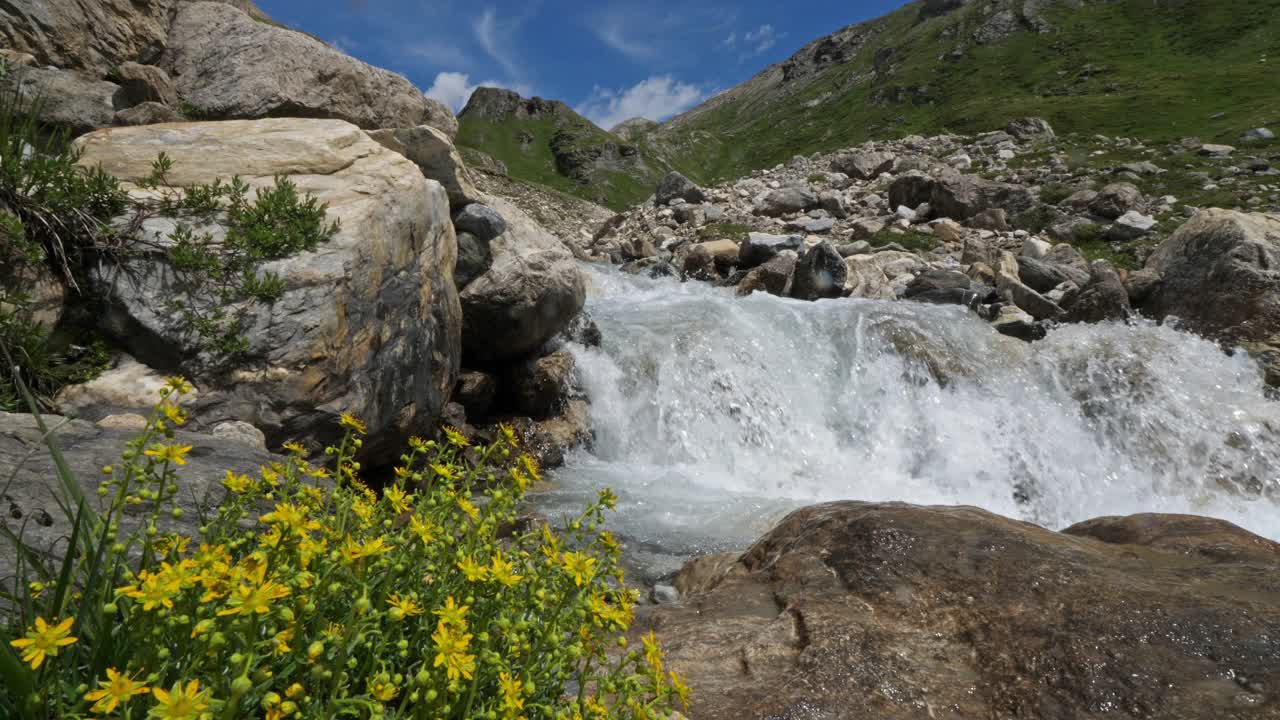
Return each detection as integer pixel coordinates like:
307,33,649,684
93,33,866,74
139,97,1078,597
455,87,672,211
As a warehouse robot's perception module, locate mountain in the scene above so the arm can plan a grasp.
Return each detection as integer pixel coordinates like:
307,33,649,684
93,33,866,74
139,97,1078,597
455,88,673,211
641,0,1280,184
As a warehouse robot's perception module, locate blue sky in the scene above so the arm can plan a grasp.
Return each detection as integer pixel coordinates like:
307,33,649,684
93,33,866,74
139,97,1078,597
255,1,910,130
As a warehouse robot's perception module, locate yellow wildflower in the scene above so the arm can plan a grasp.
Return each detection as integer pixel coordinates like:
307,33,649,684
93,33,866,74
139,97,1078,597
221,471,254,493
597,488,618,510
499,423,517,446
519,453,541,483
409,515,436,545
367,675,399,702
456,497,480,522
490,551,522,588
322,623,345,641
282,441,307,456
444,426,471,448
217,578,290,616
431,620,476,682
149,679,211,720
408,436,430,453
432,463,458,483
384,485,412,515
144,443,193,466
9,616,76,670
456,554,489,583
164,376,194,396
561,551,596,587
116,567,182,612
642,631,664,675
386,593,424,618
498,672,525,717
433,596,469,627
159,402,187,427
259,502,321,538
286,683,305,700
669,670,691,710
85,667,150,715
272,627,294,656
259,464,280,486
339,412,367,434
352,498,375,525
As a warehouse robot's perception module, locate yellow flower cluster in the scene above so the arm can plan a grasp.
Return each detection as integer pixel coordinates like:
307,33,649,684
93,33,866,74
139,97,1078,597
1,380,687,720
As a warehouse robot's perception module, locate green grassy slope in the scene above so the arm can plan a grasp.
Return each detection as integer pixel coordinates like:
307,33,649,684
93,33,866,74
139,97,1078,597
456,108,670,212
652,0,1280,184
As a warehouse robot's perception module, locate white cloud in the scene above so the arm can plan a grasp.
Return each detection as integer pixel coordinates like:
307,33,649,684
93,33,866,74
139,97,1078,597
425,72,532,113
743,24,777,55
723,32,737,49
330,35,359,53
473,8,522,80
405,40,472,68
577,75,707,131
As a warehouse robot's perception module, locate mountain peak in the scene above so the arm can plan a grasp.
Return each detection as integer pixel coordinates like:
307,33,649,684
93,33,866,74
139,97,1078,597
459,88,578,124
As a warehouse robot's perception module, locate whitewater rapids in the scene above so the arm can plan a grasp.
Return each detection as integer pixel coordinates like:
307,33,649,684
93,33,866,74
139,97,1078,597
534,266,1280,579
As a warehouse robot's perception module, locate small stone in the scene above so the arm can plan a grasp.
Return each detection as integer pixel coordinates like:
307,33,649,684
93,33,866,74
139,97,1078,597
211,421,268,451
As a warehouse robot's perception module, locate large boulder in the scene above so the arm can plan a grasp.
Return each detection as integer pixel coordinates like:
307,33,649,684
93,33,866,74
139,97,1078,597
113,61,179,108
459,195,586,364
1089,182,1143,220
829,150,895,180
1063,260,1131,323
638,502,1280,720
75,118,461,456
739,232,802,269
369,125,480,209
791,241,847,301
931,172,1036,222
737,251,797,298
0,65,118,134
755,187,819,218
1145,209,1280,384
163,2,451,131
655,171,707,206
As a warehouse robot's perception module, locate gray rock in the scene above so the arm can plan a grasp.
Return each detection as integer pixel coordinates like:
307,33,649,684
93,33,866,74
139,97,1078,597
1063,261,1131,324
1242,128,1275,142
903,269,970,298
1107,211,1157,241
1089,183,1143,220
997,271,1064,320
455,231,491,289
1124,268,1161,307
819,190,849,219
163,2,451,131
673,204,703,226
453,203,507,242
508,350,577,418
740,233,803,269
113,101,183,126
1145,209,1280,385
927,171,1036,222
454,370,498,420
1061,189,1099,210
961,236,996,266
211,420,268,450
460,195,586,363
703,205,726,223
968,208,1009,231
1017,256,1089,294
1119,161,1162,176
836,241,872,257
369,125,480,210
737,251,797,298
56,356,189,420
651,584,680,605
756,187,820,217
1005,117,1055,140
888,172,935,211
842,256,895,299
1198,144,1236,157
0,65,118,135
789,217,836,234
113,62,179,108
830,150,896,180
791,241,848,301
655,171,707,206
76,119,461,457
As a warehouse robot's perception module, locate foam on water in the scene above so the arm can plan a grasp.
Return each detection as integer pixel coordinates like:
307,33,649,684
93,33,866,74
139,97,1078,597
535,266,1280,577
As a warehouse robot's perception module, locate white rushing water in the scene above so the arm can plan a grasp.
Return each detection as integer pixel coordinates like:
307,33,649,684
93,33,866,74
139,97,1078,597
535,266,1280,579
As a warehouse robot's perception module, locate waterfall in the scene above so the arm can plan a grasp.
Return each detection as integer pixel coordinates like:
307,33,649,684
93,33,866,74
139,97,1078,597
534,265,1280,580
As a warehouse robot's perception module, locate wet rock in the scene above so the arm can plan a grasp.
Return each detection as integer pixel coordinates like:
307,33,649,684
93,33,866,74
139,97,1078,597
903,269,970,298
992,304,1046,341
1145,209,1280,384
1017,256,1089,293
997,271,1064,320
791,241,847,300
1063,260,1132,323
737,251,797,297
508,350,577,419
638,502,1280,720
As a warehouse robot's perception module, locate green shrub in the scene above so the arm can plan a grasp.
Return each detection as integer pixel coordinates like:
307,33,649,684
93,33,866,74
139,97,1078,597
806,173,828,185
1038,183,1076,206
869,227,937,253
0,382,687,719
